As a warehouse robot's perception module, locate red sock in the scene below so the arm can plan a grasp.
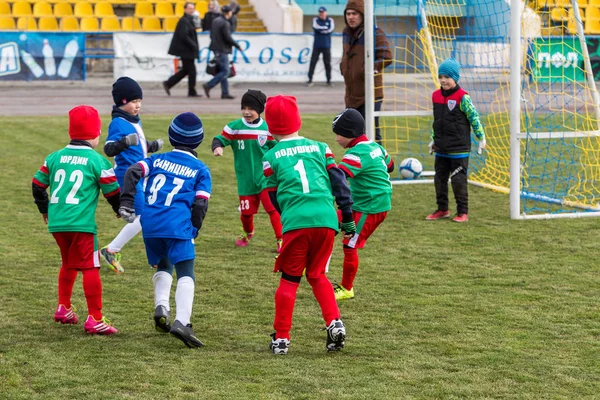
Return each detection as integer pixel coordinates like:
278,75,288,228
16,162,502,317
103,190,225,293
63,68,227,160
240,214,254,235
81,268,103,320
58,267,78,308
268,210,283,240
341,247,359,290
274,278,299,340
307,274,340,326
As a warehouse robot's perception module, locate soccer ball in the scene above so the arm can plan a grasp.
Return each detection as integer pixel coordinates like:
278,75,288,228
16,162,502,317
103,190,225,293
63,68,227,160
399,157,423,179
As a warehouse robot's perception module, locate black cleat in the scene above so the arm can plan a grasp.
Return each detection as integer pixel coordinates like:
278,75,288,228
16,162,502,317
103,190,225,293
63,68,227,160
269,332,290,355
154,305,171,333
202,83,211,98
170,320,204,348
162,81,171,96
325,319,346,352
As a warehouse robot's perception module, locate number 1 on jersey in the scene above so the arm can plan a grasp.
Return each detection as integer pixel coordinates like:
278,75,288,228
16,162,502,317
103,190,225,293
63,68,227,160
293,160,310,194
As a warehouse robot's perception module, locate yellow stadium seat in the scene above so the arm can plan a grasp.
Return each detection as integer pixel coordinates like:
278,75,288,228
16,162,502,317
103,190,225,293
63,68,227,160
59,15,79,30
33,2,52,17
12,2,33,17
196,0,207,16
16,16,36,30
155,1,173,17
589,0,600,6
80,16,99,31
163,15,178,31
174,2,187,16
586,6,600,33
551,7,568,22
100,15,120,30
38,16,58,30
121,16,141,31
0,2,10,16
107,0,129,4
578,0,589,8
53,2,72,17
134,2,153,17
74,2,93,17
0,16,15,29
94,1,114,17
141,16,161,31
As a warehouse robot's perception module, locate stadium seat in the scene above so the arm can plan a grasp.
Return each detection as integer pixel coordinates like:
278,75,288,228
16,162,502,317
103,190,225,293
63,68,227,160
196,0,207,16
155,1,173,18
0,2,10,16
551,7,568,23
33,2,53,17
12,2,32,18
0,16,15,29
578,0,589,8
38,16,59,30
134,2,153,17
174,2,186,16
59,15,79,31
53,2,72,17
74,2,93,17
16,16,36,30
536,0,555,9
121,16,142,31
94,2,114,17
554,0,571,7
163,15,178,31
142,16,161,31
100,15,120,30
80,16,99,31
589,0,600,6
586,6,600,33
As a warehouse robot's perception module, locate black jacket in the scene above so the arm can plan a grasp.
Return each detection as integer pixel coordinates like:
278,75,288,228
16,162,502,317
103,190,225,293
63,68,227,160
432,85,471,153
201,11,219,31
168,14,199,60
209,15,239,54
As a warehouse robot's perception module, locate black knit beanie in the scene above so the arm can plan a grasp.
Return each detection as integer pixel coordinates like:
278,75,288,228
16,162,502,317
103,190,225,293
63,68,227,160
332,108,365,138
112,77,143,106
241,89,267,115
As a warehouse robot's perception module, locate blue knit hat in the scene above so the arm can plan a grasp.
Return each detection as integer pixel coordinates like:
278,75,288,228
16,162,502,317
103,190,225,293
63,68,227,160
112,77,143,106
168,112,204,149
438,58,460,83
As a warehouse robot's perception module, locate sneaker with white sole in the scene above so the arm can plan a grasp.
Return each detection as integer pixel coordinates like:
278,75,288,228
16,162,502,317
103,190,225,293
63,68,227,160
54,304,78,325
84,315,118,335
269,333,290,355
325,319,346,352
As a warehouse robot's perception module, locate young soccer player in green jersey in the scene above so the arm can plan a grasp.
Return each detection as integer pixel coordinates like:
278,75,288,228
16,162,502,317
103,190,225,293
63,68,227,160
262,95,356,355
212,89,283,251
331,108,394,301
32,105,121,335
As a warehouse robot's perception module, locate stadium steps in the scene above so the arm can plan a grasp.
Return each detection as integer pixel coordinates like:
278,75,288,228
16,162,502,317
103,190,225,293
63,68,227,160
233,0,267,33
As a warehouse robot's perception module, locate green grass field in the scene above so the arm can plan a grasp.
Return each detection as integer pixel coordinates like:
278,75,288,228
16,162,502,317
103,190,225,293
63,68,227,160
1,114,600,399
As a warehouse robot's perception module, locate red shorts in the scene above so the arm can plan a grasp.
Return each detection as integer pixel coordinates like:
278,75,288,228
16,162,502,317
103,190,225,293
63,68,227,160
239,189,276,216
338,210,388,249
274,228,335,279
52,232,100,270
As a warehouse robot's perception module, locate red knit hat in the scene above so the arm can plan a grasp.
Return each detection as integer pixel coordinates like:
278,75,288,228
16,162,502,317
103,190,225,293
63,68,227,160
265,95,302,135
68,105,102,140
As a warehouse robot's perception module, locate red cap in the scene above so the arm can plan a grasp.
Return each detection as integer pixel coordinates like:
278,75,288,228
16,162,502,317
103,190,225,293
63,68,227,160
68,105,102,140
265,95,302,135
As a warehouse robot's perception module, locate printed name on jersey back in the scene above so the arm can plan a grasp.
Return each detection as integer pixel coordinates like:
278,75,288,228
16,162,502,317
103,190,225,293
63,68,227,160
60,155,89,166
369,147,384,159
274,144,321,159
140,159,199,179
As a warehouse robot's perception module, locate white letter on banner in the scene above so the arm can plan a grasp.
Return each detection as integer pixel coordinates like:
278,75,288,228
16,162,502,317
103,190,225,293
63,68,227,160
0,42,21,76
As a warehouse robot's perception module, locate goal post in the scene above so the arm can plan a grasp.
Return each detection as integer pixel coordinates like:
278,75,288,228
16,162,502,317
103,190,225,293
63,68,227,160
365,0,600,219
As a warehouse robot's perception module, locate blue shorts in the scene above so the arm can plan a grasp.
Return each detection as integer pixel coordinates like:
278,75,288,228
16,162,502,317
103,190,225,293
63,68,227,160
117,174,145,215
144,238,196,266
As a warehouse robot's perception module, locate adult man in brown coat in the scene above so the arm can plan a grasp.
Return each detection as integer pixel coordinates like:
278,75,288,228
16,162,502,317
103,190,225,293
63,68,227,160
341,0,392,143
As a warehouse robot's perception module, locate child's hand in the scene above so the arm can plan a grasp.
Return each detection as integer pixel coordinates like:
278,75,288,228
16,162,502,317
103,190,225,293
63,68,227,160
42,213,48,225
428,140,434,155
477,138,487,155
213,147,224,157
156,139,164,150
340,221,356,239
119,206,137,223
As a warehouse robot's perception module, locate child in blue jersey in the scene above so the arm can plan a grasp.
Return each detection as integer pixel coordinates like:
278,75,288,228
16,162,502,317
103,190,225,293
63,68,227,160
119,112,211,348
101,77,164,273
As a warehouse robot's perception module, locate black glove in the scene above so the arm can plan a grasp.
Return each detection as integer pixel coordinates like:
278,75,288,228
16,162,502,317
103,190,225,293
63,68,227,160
120,133,139,148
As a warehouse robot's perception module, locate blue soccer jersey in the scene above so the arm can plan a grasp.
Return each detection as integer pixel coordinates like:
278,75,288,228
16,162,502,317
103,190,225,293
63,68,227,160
107,117,149,181
137,149,212,239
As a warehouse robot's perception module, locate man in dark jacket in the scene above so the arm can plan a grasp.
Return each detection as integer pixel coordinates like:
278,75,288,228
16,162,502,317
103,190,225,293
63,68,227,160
163,2,201,97
201,0,220,32
341,0,392,143
307,6,334,87
202,5,241,100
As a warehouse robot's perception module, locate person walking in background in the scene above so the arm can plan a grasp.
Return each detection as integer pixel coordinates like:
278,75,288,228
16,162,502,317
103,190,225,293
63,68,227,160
201,0,220,32
340,0,392,144
163,2,201,98
229,0,241,32
203,5,241,100
307,6,334,87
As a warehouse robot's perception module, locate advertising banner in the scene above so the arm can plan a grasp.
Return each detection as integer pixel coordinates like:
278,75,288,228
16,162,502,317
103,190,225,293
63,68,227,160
113,32,343,83
531,37,585,83
0,32,85,81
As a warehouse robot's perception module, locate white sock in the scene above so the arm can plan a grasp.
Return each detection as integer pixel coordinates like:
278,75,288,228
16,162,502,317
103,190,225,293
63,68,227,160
152,271,173,311
175,276,194,326
107,216,141,252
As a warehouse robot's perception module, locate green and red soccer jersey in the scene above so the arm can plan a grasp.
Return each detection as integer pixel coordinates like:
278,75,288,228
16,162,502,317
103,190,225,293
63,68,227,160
32,144,120,234
338,140,393,214
262,137,339,234
214,118,276,195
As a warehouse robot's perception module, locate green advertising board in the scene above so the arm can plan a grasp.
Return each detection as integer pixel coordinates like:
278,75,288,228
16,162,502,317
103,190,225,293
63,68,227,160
532,37,585,82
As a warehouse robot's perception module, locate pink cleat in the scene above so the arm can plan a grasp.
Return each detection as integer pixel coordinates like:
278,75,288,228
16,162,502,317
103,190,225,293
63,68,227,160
235,231,254,247
54,304,78,325
426,210,450,220
84,315,118,335
453,213,469,223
